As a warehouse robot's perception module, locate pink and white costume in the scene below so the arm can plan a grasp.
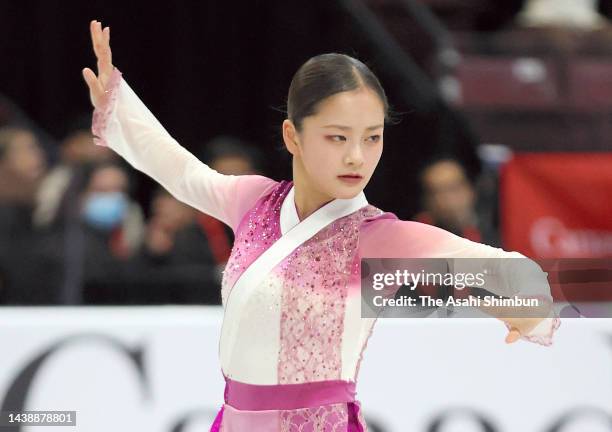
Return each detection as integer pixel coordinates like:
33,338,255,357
92,68,561,431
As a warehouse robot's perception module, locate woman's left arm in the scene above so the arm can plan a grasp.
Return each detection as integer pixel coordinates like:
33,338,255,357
359,218,561,346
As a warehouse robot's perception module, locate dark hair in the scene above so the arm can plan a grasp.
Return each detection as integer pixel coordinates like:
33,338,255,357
77,160,134,197
62,113,93,141
287,53,392,132
416,155,476,212
198,135,264,173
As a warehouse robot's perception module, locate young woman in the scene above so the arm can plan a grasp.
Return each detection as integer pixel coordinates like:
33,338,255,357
82,20,560,432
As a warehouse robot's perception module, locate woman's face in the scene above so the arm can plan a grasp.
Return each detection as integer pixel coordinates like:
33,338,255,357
285,87,385,200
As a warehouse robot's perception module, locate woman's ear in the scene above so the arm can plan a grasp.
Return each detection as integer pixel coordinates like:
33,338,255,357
282,119,300,157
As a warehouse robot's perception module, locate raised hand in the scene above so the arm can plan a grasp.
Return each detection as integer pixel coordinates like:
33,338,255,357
82,20,114,109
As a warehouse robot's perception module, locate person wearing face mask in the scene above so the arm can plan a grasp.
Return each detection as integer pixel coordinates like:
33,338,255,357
76,162,144,303
34,161,145,304
78,162,143,260
33,115,117,229
82,189,128,231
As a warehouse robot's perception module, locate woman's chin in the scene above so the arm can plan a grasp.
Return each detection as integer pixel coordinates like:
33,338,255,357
333,186,364,200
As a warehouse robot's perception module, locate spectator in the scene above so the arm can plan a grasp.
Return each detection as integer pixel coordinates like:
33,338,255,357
0,126,46,205
35,161,144,304
77,161,144,260
125,187,222,304
0,126,55,304
34,114,116,228
415,157,499,246
199,134,264,176
195,135,265,267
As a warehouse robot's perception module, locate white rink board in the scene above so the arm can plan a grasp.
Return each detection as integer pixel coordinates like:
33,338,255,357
0,306,610,432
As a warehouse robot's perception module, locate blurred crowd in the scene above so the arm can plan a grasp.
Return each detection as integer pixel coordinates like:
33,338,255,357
0,105,500,306
14,0,605,306
0,112,265,306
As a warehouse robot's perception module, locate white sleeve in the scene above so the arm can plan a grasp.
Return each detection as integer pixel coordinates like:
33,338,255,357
431,233,561,346
91,68,277,231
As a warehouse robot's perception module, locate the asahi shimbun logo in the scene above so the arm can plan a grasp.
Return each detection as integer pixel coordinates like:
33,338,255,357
530,217,612,257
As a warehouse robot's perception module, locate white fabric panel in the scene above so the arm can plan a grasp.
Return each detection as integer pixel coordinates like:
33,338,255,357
219,187,369,384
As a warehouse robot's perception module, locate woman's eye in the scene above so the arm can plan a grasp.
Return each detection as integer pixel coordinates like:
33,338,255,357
328,135,346,142
367,135,381,143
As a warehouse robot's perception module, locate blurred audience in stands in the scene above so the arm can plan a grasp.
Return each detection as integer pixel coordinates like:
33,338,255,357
199,134,264,176
90,134,267,305
0,127,47,206
415,156,500,247
0,129,268,305
28,161,144,305
124,187,222,305
0,126,51,303
195,135,265,269
34,115,116,229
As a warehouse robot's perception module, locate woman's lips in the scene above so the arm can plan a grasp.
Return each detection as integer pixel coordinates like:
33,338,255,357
338,175,363,184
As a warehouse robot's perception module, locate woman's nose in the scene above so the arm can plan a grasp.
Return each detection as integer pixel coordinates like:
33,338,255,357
344,143,364,166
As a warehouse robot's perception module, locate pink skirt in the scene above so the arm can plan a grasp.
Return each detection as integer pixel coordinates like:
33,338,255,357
210,375,367,431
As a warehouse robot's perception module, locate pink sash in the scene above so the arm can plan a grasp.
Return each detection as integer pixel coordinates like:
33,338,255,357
210,376,365,431
224,376,357,410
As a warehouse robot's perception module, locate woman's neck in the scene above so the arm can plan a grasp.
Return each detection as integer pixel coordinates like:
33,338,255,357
292,184,334,221
292,160,334,221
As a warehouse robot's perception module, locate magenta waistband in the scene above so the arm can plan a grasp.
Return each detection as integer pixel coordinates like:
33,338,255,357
223,375,357,411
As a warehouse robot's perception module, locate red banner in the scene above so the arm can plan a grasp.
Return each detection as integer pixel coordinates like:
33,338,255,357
501,153,612,302
501,153,612,259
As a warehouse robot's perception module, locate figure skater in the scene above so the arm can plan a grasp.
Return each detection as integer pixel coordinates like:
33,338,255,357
82,20,560,431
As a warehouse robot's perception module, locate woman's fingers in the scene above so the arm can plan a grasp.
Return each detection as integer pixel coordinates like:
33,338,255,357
90,20,103,61
84,19,115,108
82,67,102,92
505,328,522,344
82,67,104,108
89,20,113,87
97,23,113,77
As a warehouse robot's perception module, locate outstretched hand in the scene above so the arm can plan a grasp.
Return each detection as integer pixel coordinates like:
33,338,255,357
469,295,551,344
504,326,522,344
500,317,543,344
82,20,114,109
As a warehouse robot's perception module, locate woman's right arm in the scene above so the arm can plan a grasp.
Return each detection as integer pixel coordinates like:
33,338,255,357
82,21,277,231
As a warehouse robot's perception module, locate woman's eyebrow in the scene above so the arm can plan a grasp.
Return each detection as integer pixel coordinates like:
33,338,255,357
322,124,384,131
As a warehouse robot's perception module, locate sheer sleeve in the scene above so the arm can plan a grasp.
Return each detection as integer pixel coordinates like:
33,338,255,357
91,67,278,232
360,218,561,346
